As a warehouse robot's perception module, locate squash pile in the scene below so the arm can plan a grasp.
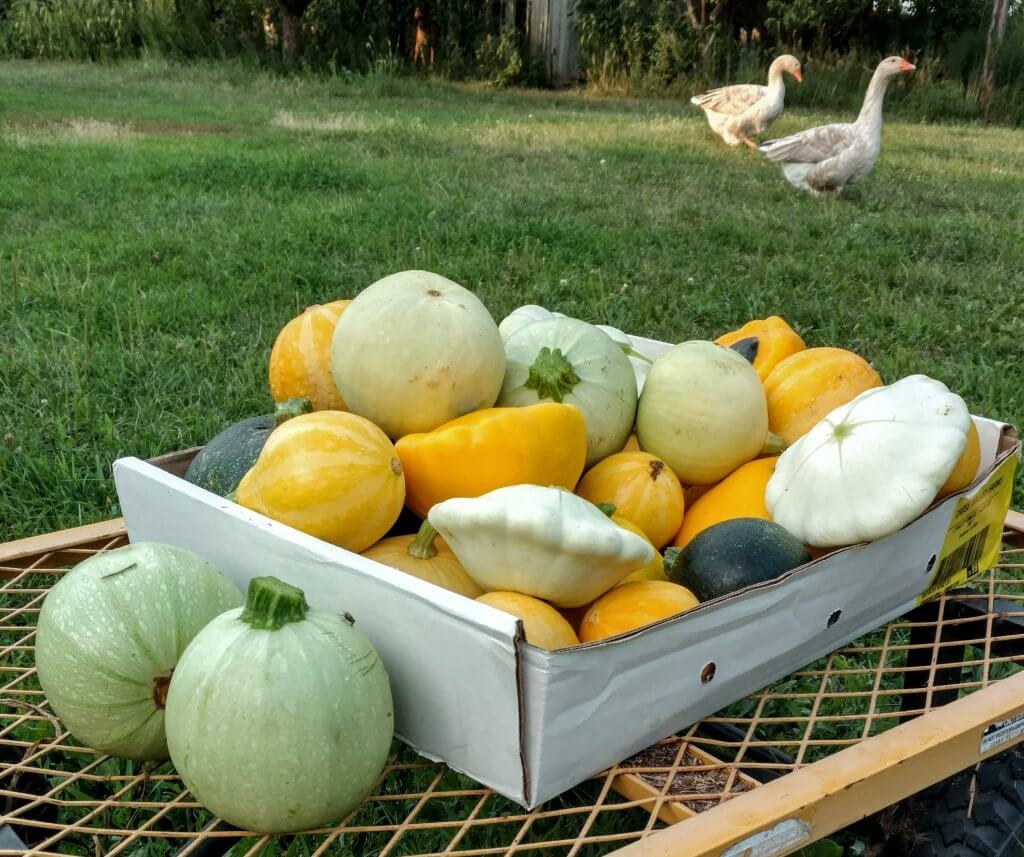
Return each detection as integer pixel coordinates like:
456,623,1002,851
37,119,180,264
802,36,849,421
185,271,980,651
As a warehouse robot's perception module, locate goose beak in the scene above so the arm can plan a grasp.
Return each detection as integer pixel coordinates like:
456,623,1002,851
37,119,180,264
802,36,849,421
899,59,916,73
792,68,803,83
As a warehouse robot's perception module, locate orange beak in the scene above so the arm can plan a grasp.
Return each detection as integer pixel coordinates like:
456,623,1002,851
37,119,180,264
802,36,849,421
899,59,916,73
792,68,803,83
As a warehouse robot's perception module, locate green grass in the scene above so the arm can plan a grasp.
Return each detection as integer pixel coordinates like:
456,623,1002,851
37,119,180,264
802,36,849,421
2,59,1024,539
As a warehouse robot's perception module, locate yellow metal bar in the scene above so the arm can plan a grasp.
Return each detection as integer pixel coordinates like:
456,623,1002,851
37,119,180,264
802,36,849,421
615,670,1024,857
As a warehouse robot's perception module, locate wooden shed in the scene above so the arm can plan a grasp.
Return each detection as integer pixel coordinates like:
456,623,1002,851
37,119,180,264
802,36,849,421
506,0,579,86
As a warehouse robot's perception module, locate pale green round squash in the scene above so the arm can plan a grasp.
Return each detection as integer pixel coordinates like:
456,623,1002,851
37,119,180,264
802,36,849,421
35,542,243,760
165,577,394,833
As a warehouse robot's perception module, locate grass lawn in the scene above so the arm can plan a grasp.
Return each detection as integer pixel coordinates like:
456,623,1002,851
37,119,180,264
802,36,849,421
2,60,1024,539
1,58,1023,852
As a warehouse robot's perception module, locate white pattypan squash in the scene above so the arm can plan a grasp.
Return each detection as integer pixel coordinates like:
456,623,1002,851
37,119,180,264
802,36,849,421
498,317,638,466
765,375,971,547
498,305,566,340
428,485,655,608
499,306,652,396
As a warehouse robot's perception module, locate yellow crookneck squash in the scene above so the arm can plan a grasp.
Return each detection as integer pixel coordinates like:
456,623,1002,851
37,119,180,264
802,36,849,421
577,452,684,549
714,316,805,381
578,580,699,643
236,411,405,553
395,402,587,518
477,592,580,650
939,420,981,497
764,347,883,445
362,521,483,598
268,300,351,411
672,456,778,549
612,515,668,584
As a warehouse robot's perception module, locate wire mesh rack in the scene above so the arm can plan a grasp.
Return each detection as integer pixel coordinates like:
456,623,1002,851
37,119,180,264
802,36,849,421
2,522,1024,857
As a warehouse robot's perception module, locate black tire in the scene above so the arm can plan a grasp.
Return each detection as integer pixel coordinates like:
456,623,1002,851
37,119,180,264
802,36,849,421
878,747,1024,856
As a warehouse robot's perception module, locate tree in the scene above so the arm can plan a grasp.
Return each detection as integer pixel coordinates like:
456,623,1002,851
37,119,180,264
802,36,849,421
278,0,312,60
979,0,1011,119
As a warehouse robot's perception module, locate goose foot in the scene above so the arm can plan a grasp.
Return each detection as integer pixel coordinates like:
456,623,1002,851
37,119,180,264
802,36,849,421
739,134,758,150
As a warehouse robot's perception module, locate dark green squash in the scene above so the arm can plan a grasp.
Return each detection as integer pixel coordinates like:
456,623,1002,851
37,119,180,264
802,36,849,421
184,397,311,497
728,336,759,365
665,517,810,602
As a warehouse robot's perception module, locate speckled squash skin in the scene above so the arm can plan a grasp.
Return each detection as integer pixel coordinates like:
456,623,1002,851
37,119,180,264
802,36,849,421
165,592,394,833
34,543,242,760
670,517,810,602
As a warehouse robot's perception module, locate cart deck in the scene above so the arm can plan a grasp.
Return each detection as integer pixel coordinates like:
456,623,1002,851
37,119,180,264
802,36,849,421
2,515,1024,857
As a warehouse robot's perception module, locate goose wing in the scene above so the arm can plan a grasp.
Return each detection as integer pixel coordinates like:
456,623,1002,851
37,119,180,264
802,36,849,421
758,123,858,163
691,84,767,116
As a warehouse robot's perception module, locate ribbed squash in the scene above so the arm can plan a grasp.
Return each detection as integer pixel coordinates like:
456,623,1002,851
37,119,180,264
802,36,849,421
672,457,777,549
577,452,684,548
362,522,483,598
269,301,350,411
578,581,699,643
764,347,883,445
236,412,405,553
395,403,586,518
612,515,668,584
477,592,579,650
714,316,805,381
939,420,981,497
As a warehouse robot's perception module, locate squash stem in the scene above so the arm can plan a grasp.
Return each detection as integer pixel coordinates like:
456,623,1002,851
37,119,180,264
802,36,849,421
762,432,786,456
274,397,313,426
663,547,683,579
524,347,580,403
407,520,440,560
241,576,309,630
595,502,617,518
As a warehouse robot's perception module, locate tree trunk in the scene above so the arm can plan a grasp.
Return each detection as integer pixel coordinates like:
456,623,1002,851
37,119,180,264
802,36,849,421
979,0,1010,121
278,0,310,62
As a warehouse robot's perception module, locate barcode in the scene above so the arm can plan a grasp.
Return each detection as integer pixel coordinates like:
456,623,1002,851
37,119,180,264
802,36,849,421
929,526,992,596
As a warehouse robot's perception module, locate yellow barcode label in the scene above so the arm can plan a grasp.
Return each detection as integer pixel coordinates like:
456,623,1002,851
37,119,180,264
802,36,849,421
919,452,1018,604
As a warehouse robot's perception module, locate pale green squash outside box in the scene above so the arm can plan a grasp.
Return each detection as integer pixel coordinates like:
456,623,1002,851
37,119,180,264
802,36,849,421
34,542,243,760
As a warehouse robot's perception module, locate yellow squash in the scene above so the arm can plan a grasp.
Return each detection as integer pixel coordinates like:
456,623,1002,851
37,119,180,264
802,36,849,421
362,522,483,598
612,515,668,584
764,347,882,445
268,300,351,411
714,316,805,381
672,456,777,549
938,419,981,497
236,411,405,553
477,592,580,650
577,452,684,548
395,403,587,518
578,581,699,643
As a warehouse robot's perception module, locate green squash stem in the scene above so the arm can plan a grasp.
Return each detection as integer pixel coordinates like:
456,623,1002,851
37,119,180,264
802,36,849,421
663,547,683,579
241,576,309,630
762,432,786,456
524,347,580,403
274,397,313,426
595,502,617,518
407,521,441,560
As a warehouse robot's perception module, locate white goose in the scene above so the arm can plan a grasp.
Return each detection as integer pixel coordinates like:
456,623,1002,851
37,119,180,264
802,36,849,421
759,56,915,194
691,55,802,149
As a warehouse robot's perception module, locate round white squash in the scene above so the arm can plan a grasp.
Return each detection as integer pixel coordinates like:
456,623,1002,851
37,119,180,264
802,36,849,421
766,375,971,547
498,317,637,466
330,271,506,439
166,576,394,833
636,340,768,484
35,542,242,760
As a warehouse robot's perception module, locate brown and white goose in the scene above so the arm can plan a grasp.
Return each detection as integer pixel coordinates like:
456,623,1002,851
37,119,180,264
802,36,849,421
758,56,915,194
691,55,802,149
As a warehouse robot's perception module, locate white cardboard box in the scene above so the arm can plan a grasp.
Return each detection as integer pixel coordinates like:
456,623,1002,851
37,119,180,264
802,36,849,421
112,335,1020,808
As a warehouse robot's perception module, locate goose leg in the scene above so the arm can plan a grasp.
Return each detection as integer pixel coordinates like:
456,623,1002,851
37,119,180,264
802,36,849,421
738,133,758,150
